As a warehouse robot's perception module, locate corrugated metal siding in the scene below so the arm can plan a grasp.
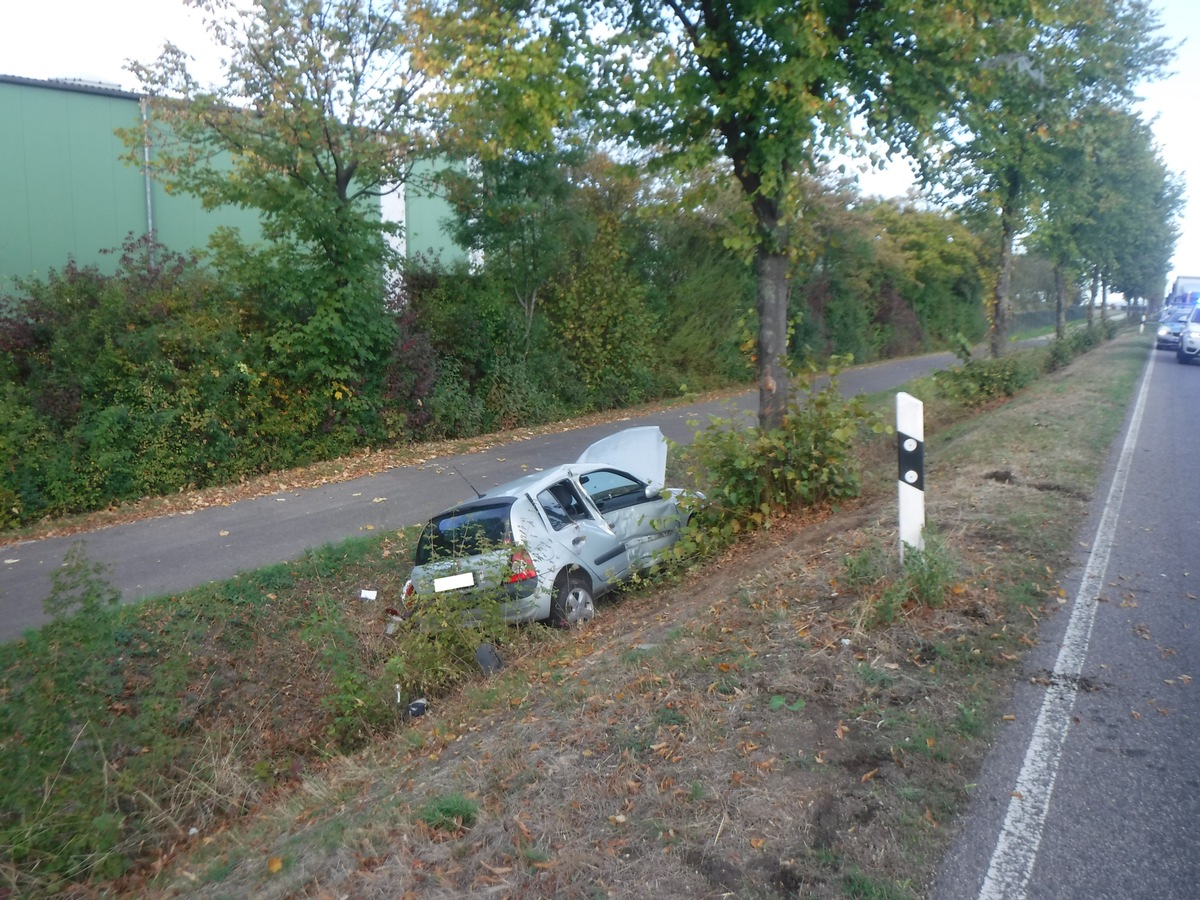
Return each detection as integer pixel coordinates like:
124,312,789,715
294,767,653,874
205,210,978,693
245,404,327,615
0,76,260,288
0,75,462,289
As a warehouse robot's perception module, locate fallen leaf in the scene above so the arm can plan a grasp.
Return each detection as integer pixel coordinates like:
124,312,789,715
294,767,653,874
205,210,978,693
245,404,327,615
835,720,849,741
608,814,627,826
1010,791,1024,800
373,497,387,503
219,530,230,537
267,857,283,874
1002,714,1016,721
1130,710,1141,720
923,807,940,827
480,863,513,875
861,768,879,783
750,837,766,849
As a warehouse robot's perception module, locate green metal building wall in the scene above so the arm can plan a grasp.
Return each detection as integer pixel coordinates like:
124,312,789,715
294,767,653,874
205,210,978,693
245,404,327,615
0,75,462,292
0,76,264,290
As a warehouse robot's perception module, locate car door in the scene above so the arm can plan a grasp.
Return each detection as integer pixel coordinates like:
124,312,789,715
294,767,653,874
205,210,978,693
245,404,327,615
575,467,682,570
534,480,631,587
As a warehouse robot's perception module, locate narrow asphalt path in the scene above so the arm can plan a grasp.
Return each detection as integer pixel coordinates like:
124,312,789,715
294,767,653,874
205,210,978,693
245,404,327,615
0,351,959,640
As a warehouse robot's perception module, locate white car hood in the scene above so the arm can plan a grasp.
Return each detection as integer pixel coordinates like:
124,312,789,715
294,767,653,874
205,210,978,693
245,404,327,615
576,425,667,493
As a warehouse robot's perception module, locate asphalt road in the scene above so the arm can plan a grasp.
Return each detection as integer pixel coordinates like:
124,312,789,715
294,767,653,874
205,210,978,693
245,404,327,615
0,351,958,641
933,343,1200,899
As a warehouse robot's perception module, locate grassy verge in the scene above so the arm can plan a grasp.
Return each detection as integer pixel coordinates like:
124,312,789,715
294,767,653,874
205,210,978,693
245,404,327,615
1,329,1147,897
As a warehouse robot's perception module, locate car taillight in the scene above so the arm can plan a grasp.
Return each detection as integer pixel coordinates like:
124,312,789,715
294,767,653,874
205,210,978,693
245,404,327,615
508,549,537,583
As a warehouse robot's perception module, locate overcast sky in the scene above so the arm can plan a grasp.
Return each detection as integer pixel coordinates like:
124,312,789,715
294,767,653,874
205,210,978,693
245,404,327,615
3,0,1198,292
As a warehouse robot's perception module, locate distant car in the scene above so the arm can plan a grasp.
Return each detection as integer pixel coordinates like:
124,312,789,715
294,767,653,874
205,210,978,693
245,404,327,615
400,426,693,627
1157,308,1192,350
1177,306,1200,364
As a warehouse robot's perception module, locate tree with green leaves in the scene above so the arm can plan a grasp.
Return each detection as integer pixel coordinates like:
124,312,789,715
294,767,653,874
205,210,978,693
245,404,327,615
417,0,1000,429
925,0,1169,354
440,149,595,352
1033,105,1180,335
1081,112,1182,312
125,0,432,424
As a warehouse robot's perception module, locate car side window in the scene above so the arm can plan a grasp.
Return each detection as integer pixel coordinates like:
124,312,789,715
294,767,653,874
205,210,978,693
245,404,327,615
578,469,647,512
537,481,592,531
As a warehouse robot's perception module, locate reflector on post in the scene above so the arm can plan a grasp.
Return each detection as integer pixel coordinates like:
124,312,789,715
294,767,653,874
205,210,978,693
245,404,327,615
896,392,925,563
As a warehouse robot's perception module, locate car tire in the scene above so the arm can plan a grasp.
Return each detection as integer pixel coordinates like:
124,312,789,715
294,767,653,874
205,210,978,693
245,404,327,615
1178,349,1190,365
548,570,595,628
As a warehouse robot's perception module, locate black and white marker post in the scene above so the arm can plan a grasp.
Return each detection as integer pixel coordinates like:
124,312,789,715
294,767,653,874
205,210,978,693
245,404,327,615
896,392,925,563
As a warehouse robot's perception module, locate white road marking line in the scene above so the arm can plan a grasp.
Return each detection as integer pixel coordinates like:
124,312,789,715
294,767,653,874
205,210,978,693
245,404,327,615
978,346,1156,899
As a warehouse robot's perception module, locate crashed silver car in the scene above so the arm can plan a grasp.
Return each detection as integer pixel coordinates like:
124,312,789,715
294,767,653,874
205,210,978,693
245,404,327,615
400,426,690,627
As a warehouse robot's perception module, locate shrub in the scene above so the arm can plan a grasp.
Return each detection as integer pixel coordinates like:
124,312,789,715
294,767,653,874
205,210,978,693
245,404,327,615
935,354,1039,407
386,590,511,706
683,359,888,540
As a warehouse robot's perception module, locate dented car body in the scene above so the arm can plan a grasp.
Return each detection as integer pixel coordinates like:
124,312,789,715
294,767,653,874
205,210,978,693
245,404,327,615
401,426,690,627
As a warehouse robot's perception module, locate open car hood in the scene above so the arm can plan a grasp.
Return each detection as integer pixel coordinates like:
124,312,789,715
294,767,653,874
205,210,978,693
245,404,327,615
576,425,667,493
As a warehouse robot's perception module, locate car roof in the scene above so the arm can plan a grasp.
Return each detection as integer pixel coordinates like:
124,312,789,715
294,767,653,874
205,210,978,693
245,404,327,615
432,426,669,515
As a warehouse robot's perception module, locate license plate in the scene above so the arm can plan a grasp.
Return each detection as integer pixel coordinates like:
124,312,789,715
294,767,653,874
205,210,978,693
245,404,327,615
434,572,475,592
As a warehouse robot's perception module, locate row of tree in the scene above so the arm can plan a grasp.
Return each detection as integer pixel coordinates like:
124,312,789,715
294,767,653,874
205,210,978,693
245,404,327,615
0,0,1182,523
124,0,1181,433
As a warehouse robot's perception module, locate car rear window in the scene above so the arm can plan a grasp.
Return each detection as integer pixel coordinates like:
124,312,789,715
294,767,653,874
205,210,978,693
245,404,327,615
415,501,515,564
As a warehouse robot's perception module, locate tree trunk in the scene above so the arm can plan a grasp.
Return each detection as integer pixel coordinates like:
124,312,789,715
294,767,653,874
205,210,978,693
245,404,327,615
1088,266,1099,329
989,211,1015,358
1054,264,1066,340
1101,279,1108,323
755,246,791,431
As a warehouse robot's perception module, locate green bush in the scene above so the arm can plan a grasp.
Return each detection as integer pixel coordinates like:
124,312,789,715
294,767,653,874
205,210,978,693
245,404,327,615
683,359,888,540
386,590,511,705
935,354,1039,407
0,237,414,523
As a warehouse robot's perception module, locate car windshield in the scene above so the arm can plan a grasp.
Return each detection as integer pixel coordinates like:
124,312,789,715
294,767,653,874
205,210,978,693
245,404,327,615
415,501,514,564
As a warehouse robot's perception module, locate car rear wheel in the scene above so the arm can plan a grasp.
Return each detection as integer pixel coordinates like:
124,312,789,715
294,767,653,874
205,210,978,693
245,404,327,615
548,571,594,628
